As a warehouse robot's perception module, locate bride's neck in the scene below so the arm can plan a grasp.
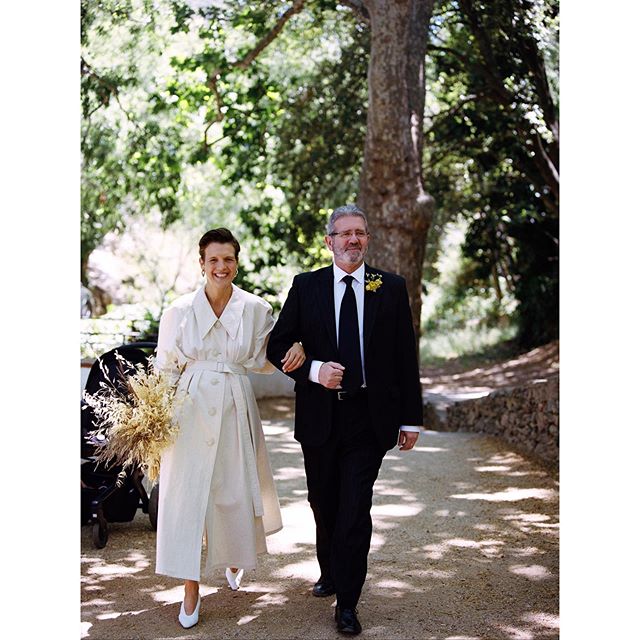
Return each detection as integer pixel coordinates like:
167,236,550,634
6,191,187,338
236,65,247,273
205,283,232,314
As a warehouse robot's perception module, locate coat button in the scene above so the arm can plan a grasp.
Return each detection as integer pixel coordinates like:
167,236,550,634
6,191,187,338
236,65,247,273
206,438,215,446
210,378,219,386
208,407,217,416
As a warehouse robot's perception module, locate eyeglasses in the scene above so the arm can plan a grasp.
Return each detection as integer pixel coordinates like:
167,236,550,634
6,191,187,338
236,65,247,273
329,230,369,239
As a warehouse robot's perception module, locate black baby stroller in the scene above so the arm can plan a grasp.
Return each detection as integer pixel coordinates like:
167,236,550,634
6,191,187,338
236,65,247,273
81,341,160,548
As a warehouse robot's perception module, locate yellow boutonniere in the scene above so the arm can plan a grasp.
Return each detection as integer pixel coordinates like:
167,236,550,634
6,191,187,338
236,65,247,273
365,273,383,292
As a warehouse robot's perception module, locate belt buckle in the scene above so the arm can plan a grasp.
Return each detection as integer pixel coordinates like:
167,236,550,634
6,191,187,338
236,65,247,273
337,390,348,401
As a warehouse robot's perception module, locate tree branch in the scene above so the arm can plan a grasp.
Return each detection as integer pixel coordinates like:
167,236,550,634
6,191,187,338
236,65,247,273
338,0,370,23
517,30,559,150
424,94,480,137
203,0,306,144
81,57,141,130
214,0,306,76
429,44,509,101
447,1,559,209
427,44,463,62
203,73,226,147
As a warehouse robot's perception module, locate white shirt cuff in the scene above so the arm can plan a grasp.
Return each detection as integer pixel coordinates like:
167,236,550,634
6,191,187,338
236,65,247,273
309,360,324,383
400,426,421,433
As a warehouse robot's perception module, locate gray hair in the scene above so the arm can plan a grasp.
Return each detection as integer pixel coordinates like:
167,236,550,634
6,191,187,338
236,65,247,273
326,204,369,235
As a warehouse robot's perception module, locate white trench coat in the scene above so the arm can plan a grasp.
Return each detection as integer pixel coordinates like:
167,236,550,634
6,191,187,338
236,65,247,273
154,285,283,582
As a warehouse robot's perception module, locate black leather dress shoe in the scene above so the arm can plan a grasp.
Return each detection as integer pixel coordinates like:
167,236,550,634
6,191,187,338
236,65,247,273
312,578,336,597
335,606,362,635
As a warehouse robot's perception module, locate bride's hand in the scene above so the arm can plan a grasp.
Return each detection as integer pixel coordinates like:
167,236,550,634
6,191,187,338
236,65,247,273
282,342,306,372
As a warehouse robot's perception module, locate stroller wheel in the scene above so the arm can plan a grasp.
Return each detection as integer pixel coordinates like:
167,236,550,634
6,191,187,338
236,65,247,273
148,483,159,531
92,519,108,548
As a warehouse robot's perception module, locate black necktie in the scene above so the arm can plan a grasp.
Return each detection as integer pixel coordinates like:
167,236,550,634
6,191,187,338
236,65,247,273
338,275,363,392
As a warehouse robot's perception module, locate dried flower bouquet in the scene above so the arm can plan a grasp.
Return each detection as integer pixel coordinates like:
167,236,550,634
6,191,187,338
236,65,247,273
83,353,184,484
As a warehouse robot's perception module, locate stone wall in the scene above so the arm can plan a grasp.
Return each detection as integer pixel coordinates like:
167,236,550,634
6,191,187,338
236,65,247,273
444,376,559,470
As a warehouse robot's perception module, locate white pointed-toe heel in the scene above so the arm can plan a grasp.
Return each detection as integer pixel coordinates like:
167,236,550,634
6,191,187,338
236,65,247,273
178,594,201,628
225,567,244,590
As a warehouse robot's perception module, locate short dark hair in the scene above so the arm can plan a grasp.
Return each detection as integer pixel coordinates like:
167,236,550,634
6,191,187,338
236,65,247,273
198,228,241,260
326,204,369,235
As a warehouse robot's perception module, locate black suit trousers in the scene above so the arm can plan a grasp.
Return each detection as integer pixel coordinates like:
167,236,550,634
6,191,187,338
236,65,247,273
301,393,385,609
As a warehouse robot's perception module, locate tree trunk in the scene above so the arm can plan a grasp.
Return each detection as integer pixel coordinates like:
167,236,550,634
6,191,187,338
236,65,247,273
357,0,435,341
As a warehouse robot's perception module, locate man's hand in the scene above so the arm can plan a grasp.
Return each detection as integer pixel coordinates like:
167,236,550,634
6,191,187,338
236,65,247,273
282,342,306,373
397,430,419,451
318,362,345,389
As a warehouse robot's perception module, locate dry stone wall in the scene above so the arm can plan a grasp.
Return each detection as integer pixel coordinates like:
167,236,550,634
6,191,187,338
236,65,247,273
443,376,559,470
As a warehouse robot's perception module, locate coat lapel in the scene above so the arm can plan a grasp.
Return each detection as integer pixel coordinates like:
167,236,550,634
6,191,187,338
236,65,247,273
193,286,216,340
315,266,338,353
363,264,382,353
218,285,245,340
193,285,245,341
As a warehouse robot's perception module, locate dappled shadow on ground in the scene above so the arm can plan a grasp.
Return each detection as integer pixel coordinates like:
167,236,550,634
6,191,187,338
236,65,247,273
422,340,559,395
81,400,558,640
364,432,558,639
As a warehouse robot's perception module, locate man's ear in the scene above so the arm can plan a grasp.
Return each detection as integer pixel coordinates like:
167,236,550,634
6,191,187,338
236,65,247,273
324,235,333,252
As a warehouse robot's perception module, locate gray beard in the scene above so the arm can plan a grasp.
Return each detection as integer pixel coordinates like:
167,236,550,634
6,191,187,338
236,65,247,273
342,246,367,263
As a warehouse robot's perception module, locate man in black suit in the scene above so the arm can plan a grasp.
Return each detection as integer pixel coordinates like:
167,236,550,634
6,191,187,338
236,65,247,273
266,205,423,635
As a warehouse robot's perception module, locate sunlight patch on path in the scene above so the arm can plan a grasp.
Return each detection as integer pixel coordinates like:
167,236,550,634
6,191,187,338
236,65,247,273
371,502,424,517
509,564,553,581
451,487,557,502
372,578,423,597
411,568,456,579
87,563,145,576
151,584,218,604
261,423,290,436
271,558,318,581
411,445,449,453
422,537,505,560
521,611,559,628
493,624,534,640
268,501,315,554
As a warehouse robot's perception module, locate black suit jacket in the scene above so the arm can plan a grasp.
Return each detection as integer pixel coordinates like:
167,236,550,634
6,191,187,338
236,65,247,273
266,264,423,451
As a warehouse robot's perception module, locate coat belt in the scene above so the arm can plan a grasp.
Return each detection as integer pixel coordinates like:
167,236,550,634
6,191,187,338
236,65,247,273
185,360,248,375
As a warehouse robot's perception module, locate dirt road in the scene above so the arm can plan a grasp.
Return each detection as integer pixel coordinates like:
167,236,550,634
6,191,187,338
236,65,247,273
81,397,559,640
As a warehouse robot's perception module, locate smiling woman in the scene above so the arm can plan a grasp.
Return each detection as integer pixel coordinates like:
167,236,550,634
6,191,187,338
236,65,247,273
153,227,306,629
198,228,240,317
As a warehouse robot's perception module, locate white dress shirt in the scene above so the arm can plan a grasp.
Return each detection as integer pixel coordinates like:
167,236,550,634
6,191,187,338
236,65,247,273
308,262,420,434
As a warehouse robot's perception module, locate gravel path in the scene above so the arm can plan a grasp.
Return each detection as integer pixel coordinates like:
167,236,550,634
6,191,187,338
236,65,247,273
81,397,559,640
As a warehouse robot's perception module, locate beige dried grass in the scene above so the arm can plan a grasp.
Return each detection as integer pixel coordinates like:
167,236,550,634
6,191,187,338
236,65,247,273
83,353,184,484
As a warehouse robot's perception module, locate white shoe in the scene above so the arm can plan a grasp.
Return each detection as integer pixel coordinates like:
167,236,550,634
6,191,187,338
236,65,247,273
178,594,200,628
225,567,244,590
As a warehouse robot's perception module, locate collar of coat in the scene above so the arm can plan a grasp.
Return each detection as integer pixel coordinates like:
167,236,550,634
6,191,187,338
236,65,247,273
193,284,245,341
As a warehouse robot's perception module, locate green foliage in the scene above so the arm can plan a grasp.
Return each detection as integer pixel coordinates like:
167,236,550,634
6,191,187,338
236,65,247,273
420,323,518,365
81,122,127,279
82,1,368,289
419,329,521,369
137,309,160,342
81,0,194,281
81,0,559,351
422,217,518,363
425,0,559,347
188,4,368,270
